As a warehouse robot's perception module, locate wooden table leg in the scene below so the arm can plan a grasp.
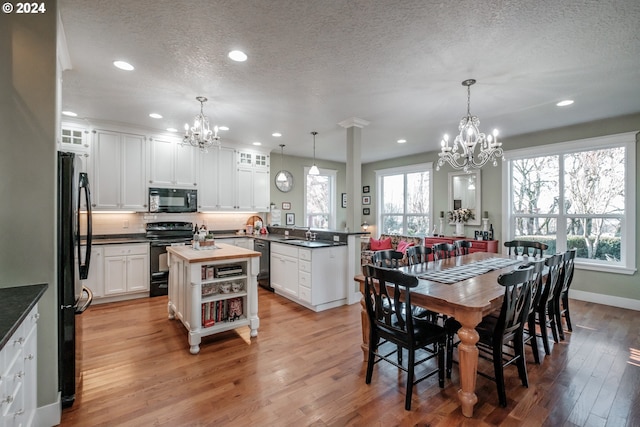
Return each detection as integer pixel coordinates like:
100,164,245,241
455,311,482,417
360,295,370,361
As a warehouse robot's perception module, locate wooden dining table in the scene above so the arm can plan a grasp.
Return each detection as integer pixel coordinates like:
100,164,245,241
354,252,528,418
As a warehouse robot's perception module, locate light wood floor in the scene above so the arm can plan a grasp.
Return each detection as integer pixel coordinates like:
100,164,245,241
61,288,640,426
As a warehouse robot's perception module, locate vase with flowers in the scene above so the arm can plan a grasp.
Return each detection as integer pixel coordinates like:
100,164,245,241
448,208,475,236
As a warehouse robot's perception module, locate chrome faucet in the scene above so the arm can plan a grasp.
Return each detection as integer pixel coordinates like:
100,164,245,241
305,228,312,240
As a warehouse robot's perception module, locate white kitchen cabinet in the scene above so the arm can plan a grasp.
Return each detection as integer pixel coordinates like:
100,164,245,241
103,244,149,296
60,121,90,153
85,246,104,298
148,135,198,188
236,150,270,211
198,147,268,211
270,243,299,298
91,129,147,211
198,146,236,210
271,243,347,312
1,304,39,427
75,246,104,298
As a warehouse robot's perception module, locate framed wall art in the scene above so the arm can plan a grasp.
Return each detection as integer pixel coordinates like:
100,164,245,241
362,196,371,205
363,185,370,193
285,213,295,225
282,202,291,210
363,208,370,215
341,193,347,208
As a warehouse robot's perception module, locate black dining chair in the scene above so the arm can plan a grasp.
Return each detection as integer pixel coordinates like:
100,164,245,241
504,240,549,258
554,249,577,340
445,265,534,407
406,245,441,324
520,259,547,364
534,253,564,355
432,243,456,261
372,249,404,268
454,240,472,256
406,245,432,265
362,264,446,410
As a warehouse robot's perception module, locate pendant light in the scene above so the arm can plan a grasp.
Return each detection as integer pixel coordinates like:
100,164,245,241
308,131,320,175
276,144,287,182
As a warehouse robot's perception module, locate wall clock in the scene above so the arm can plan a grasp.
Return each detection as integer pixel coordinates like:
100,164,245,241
275,170,294,192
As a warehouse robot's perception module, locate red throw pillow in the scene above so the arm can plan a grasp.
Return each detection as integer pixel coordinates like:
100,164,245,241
370,237,392,250
396,240,415,254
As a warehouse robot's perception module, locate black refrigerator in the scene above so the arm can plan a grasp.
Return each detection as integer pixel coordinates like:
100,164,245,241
57,152,94,408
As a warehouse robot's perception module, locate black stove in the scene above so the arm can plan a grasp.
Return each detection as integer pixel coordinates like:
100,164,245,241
146,221,194,244
147,221,193,296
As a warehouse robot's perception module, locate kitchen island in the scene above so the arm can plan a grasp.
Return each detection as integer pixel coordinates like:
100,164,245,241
167,243,260,354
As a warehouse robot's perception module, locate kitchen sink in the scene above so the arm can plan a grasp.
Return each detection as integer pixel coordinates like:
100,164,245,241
277,239,333,248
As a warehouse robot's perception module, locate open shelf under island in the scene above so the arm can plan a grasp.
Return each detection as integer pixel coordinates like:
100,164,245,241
166,243,261,354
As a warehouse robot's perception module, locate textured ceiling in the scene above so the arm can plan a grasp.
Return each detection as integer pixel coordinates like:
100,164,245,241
58,0,640,163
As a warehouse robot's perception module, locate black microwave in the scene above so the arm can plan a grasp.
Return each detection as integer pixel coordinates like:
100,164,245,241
149,188,197,213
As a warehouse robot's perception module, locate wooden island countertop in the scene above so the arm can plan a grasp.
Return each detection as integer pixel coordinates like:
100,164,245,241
167,243,260,263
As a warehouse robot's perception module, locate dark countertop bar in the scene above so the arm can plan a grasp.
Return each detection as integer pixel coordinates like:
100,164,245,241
86,226,369,248
0,283,48,351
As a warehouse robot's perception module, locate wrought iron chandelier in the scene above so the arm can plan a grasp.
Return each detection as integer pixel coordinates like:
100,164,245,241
437,79,503,172
182,96,220,152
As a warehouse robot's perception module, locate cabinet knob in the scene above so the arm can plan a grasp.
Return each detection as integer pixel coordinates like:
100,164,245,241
25,354,34,361
13,337,25,345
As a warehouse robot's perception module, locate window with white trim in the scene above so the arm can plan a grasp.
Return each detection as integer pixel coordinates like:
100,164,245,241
304,167,336,229
503,132,636,274
376,163,433,236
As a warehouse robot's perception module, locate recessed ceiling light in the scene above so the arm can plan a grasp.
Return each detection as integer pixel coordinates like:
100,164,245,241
228,50,247,62
62,111,77,117
252,142,262,146
397,139,407,144
113,60,134,71
149,113,162,119
166,128,178,132
556,100,574,107
218,126,229,131
272,132,282,137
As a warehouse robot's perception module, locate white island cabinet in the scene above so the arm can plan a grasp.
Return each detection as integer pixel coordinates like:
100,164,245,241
167,244,260,354
271,242,347,312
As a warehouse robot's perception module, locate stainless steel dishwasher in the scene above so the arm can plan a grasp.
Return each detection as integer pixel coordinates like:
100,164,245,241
254,239,273,291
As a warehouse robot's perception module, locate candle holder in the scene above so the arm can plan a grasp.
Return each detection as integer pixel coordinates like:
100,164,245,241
482,218,489,232
439,218,445,236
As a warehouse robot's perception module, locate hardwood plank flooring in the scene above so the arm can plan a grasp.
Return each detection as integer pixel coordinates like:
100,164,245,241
61,289,640,426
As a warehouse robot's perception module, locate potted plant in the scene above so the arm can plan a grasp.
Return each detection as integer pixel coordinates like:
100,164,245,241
448,208,475,236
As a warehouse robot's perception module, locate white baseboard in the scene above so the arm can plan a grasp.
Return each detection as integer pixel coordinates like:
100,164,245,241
35,392,61,427
570,290,640,311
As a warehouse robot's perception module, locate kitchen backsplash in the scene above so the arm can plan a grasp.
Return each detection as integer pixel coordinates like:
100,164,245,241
89,212,267,235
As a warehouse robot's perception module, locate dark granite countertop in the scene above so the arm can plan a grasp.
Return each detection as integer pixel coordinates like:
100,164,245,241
0,283,48,351
90,234,148,245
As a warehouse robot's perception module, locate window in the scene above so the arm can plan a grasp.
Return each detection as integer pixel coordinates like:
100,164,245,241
304,167,336,229
503,132,636,274
376,163,433,235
